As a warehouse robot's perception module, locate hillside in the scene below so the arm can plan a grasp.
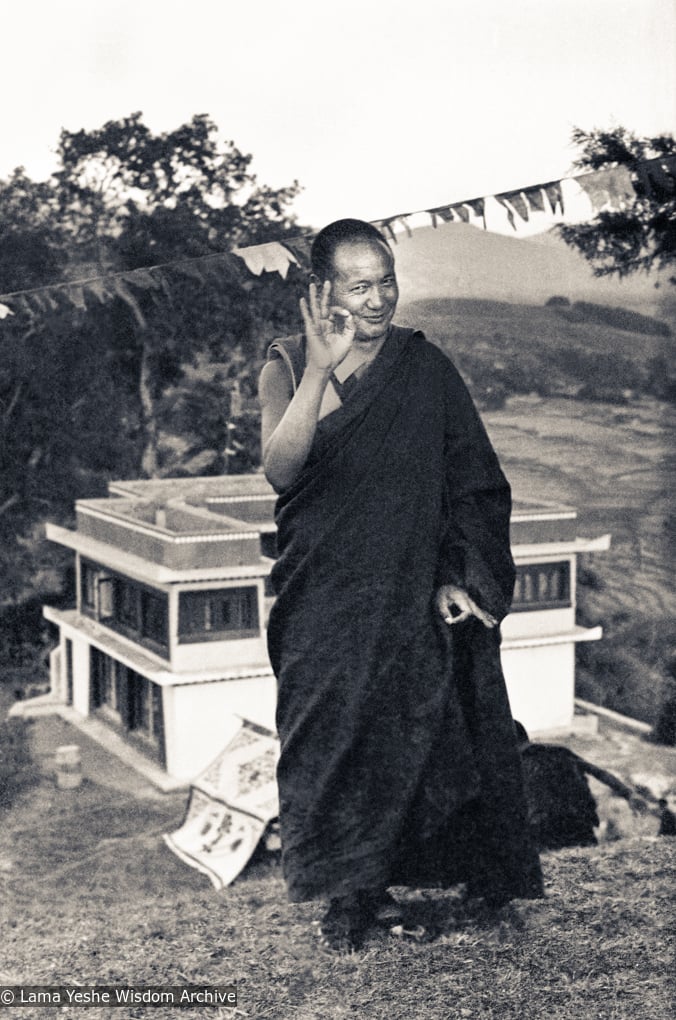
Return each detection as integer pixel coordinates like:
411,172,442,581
393,223,676,322
396,296,674,406
483,394,675,727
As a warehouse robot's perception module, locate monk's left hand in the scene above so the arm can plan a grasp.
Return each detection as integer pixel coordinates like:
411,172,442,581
435,585,497,629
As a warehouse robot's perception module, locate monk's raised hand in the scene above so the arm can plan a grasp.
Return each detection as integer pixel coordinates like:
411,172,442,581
300,280,355,373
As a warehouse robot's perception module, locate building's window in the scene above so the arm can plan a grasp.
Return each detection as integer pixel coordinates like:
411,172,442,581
114,577,141,629
141,590,168,645
127,670,163,746
65,639,73,706
128,671,149,732
80,559,169,655
91,646,103,708
178,587,259,642
81,561,98,613
90,650,165,764
91,646,120,713
102,657,117,711
511,561,571,611
81,559,113,617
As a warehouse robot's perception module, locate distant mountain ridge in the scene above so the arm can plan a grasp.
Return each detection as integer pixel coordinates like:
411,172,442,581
394,223,675,323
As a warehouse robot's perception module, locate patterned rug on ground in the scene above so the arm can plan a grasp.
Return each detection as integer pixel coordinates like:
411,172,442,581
164,717,280,889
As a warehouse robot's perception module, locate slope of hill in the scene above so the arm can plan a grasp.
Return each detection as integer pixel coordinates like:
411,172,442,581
396,297,674,405
393,223,675,323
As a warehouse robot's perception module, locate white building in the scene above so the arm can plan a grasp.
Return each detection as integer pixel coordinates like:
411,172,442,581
501,503,610,733
19,476,609,784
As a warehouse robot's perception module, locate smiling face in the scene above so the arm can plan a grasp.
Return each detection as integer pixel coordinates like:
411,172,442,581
328,240,399,342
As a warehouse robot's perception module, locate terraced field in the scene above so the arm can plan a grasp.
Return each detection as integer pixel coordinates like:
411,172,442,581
485,395,674,621
482,395,675,724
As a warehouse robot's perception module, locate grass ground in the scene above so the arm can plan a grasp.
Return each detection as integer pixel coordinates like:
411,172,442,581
1,757,674,1020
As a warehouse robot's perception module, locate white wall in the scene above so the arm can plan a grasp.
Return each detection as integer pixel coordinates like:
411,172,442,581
171,635,269,673
49,645,63,700
70,635,91,717
165,674,277,780
501,606,575,640
501,642,576,734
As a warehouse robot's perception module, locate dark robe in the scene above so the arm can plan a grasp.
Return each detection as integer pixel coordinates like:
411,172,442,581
265,326,544,905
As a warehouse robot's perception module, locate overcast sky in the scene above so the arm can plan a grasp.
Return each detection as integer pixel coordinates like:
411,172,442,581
2,0,674,228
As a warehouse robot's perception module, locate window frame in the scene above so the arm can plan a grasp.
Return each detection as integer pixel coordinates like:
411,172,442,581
178,586,260,643
80,558,169,655
510,560,571,612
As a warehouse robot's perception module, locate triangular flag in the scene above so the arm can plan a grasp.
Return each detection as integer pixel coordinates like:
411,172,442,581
373,219,398,243
86,278,113,304
523,186,546,214
281,237,312,270
68,286,87,311
127,269,161,290
113,277,146,327
425,205,456,229
576,166,635,212
233,242,298,279
542,181,565,215
495,190,530,224
462,198,487,229
450,204,470,223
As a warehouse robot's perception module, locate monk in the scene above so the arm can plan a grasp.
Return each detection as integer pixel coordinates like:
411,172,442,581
259,218,543,950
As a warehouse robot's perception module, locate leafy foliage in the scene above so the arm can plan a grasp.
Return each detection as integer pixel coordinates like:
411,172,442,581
559,127,676,284
50,112,302,474
0,112,305,606
0,717,37,809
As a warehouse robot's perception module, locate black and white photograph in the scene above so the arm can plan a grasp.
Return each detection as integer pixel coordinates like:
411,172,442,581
1,1,674,1017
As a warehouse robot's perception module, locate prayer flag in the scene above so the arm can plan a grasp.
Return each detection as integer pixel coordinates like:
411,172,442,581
576,166,635,212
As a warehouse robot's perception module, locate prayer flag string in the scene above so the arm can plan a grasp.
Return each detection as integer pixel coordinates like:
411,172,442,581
1,155,674,322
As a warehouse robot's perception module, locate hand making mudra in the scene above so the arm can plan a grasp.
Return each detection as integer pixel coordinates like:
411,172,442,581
299,280,356,375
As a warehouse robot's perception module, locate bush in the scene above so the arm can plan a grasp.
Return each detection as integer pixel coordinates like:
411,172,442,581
575,611,676,739
577,565,606,592
0,717,37,809
545,295,570,307
566,301,672,338
652,691,676,745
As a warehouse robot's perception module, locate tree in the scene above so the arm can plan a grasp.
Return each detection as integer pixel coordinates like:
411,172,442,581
0,170,66,293
52,112,303,475
0,114,305,606
558,127,676,285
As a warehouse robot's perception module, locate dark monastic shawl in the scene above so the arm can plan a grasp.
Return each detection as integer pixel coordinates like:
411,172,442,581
266,326,543,904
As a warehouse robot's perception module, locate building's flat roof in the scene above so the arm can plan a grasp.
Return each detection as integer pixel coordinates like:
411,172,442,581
110,477,575,515
107,477,578,522
108,474,274,501
48,476,604,566
511,498,577,520
45,523,273,583
512,534,611,558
